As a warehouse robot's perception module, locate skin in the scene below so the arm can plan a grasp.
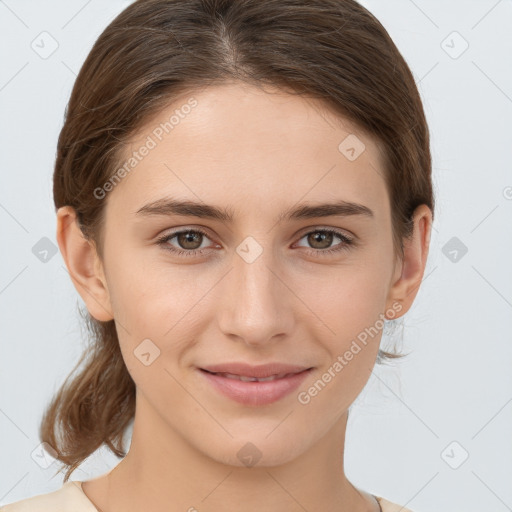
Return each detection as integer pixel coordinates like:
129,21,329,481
57,81,432,512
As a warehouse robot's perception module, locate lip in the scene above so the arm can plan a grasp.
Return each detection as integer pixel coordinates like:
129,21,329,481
200,362,311,379
198,364,313,406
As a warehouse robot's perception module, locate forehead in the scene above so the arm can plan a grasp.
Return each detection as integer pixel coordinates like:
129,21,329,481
106,82,389,220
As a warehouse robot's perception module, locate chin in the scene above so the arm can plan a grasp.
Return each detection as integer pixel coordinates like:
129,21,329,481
200,434,307,469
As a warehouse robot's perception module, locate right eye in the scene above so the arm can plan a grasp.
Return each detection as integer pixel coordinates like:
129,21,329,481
156,228,217,257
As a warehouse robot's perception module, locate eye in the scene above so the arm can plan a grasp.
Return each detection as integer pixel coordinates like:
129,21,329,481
156,227,355,259
156,228,215,257
294,228,355,257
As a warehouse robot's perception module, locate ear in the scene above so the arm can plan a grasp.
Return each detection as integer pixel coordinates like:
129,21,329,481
385,204,433,319
56,206,114,322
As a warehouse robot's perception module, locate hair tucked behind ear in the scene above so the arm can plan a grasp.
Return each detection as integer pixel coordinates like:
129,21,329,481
43,0,434,481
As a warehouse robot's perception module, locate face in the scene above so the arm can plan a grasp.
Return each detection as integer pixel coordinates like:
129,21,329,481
78,82,409,467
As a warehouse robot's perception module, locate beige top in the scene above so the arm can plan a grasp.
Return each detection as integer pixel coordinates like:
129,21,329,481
0,481,415,512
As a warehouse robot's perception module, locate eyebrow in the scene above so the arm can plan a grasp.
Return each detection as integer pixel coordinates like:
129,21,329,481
134,198,374,223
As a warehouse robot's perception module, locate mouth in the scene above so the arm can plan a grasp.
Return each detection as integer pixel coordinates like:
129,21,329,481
197,367,313,406
200,369,305,382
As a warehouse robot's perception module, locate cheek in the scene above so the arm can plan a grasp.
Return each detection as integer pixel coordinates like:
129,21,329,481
304,261,389,380
306,259,390,329
104,244,196,329
296,272,386,414
105,252,210,375
106,231,390,349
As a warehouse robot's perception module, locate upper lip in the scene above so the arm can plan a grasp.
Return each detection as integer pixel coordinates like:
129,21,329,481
199,362,312,379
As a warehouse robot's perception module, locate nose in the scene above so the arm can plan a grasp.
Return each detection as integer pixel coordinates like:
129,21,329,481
216,243,294,347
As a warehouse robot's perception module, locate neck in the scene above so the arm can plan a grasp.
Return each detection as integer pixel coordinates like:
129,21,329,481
99,394,379,512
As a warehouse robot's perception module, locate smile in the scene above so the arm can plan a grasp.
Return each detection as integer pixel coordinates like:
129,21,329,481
206,371,298,382
198,368,313,406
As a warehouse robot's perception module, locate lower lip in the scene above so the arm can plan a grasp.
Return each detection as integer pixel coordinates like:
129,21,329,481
198,368,312,406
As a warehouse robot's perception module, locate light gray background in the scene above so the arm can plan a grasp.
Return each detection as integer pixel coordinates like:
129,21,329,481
1,1,511,511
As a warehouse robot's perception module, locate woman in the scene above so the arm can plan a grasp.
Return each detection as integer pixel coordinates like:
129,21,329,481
2,0,433,510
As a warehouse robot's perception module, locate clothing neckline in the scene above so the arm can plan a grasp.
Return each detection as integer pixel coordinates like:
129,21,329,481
69,480,385,511
64,481,100,511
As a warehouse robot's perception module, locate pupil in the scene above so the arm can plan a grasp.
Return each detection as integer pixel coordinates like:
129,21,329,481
310,231,332,248
179,231,201,249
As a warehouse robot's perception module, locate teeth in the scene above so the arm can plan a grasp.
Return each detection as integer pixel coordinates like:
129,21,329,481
215,372,290,382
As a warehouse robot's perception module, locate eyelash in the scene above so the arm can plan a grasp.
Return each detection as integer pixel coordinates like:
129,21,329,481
155,227,355,258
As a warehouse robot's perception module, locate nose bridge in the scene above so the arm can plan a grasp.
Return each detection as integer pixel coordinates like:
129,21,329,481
217,236,289,343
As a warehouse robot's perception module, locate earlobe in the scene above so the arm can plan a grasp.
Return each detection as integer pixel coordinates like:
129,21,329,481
56,206,114,322
385,205,433,318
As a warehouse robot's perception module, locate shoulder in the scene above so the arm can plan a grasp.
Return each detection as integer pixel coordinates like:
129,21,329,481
1,484,415,512
0,481,97,512
376,496,416,512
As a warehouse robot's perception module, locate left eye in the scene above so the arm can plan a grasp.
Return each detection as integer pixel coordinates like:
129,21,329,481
156,228,354,258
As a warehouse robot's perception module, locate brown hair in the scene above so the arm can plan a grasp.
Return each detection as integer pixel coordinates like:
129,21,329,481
42,0,435,482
